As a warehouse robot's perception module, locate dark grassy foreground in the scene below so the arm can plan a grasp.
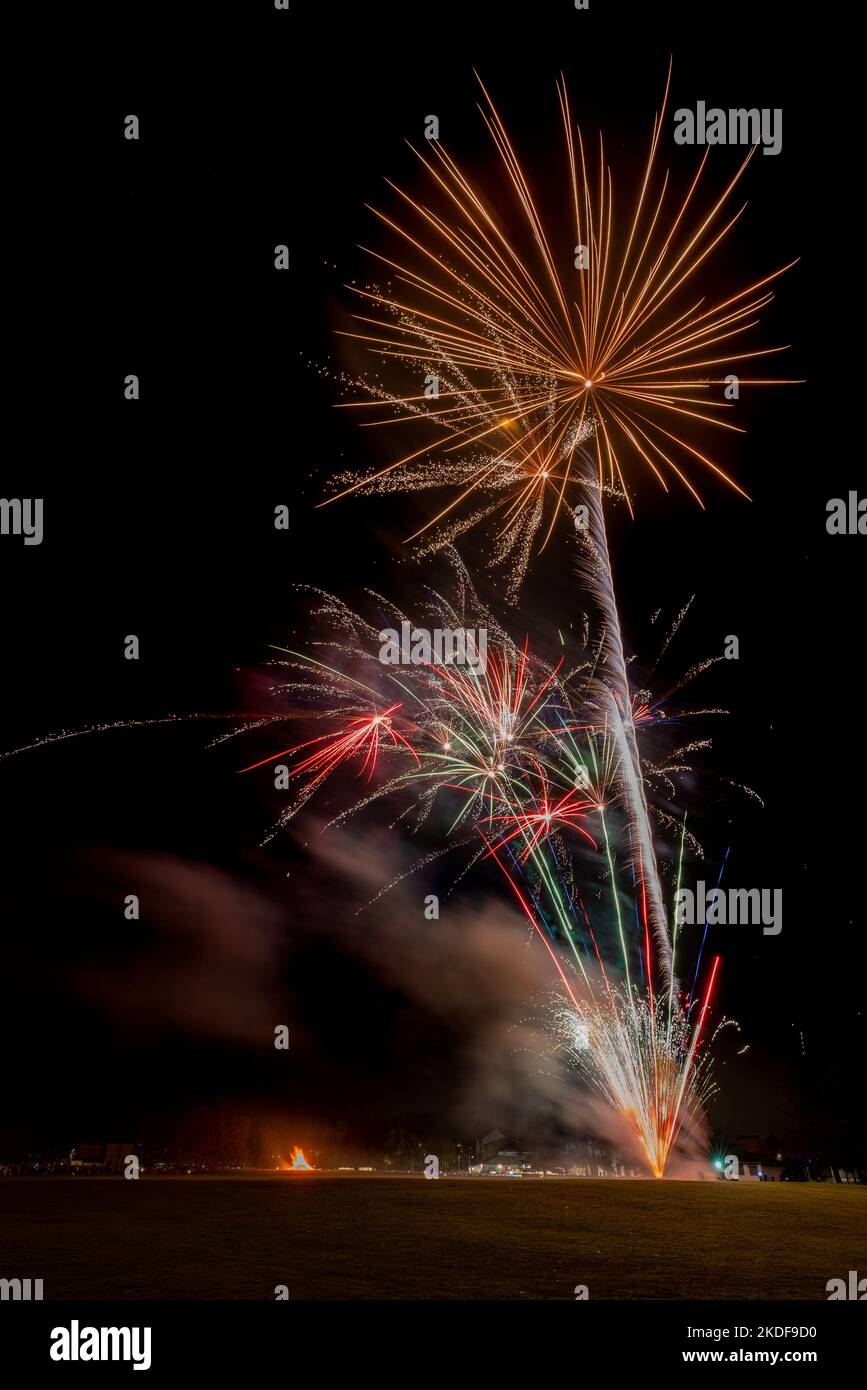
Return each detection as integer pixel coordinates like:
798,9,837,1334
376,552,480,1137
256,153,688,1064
2,1175,865,1300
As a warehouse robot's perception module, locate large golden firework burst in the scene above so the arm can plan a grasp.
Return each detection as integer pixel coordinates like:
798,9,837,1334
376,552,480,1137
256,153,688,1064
328,66,798,587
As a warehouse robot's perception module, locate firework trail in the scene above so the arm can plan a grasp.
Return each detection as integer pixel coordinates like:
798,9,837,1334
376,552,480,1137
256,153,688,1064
573,453,670,982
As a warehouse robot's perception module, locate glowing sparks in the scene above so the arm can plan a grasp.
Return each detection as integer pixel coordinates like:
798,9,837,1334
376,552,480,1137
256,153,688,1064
487,772,598,862
228,556,741,1174
327,68,798,582
554,960,727,1179
241,702,420,790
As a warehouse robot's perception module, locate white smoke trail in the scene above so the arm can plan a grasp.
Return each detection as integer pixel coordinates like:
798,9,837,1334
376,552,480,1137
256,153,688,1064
573,451,672,984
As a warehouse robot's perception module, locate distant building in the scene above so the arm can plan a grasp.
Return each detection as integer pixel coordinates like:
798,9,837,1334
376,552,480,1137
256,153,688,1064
470,1132,641,1177
738,1161,783,1181
475,1130,509,1161
831,1166,865,1184
70,1144,132,1174
732,1135,787,1181
470,1131,527,1174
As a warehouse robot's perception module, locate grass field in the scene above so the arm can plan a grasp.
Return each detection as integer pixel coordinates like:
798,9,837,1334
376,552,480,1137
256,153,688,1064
2,1175,865,1300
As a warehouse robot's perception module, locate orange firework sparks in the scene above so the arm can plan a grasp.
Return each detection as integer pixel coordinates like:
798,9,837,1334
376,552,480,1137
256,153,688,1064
328,66,799,579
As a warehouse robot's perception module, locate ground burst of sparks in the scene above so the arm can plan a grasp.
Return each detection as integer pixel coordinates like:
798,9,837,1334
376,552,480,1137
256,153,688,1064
553,966,730,1178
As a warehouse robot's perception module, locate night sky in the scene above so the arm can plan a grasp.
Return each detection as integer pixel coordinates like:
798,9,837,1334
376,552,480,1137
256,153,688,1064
1,1,862,1167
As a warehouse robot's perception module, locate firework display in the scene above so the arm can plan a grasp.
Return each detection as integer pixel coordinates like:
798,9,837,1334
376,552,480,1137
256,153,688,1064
327,70,796,581
272,73,794,1175
0,72,794,1183
237,552,749,1176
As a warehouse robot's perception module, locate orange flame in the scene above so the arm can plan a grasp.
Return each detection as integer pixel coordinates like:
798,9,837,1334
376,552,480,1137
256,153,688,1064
287,1146,313,1171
